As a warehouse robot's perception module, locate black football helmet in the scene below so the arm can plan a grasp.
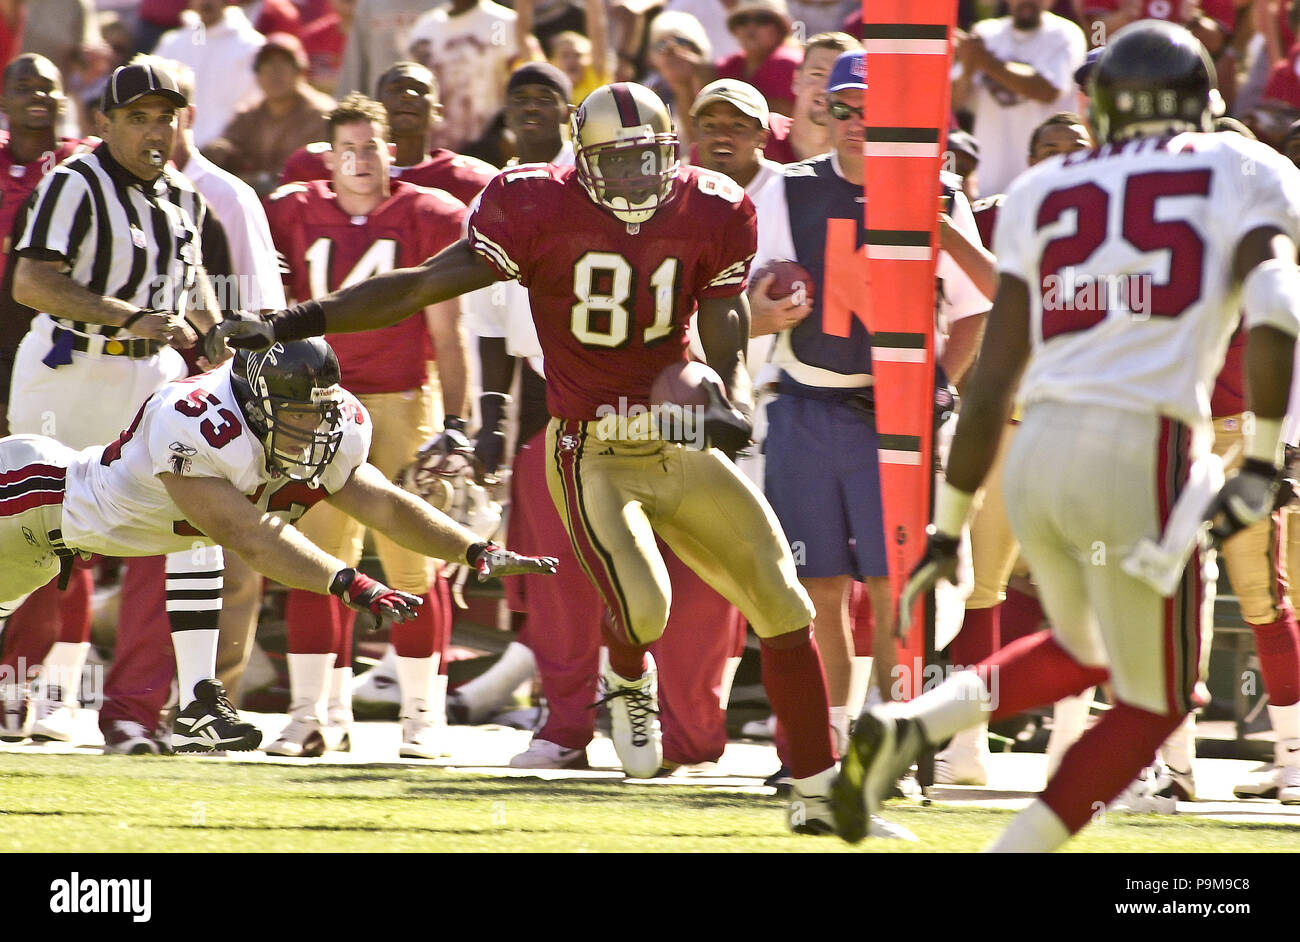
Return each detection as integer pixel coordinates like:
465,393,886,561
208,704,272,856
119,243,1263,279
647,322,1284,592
230,338,345,483
1089,20,1221,144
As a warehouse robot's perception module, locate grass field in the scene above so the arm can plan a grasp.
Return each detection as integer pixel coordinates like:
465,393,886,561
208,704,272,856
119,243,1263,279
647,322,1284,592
2,752,1298,853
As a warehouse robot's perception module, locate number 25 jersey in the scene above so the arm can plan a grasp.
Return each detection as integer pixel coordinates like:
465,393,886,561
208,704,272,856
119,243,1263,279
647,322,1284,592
467,163,757,421
997,131,1300,429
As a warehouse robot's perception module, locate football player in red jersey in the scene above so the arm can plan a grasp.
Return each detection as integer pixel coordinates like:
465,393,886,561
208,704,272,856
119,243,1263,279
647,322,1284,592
219,82,899,837
0,54,88,743
263,92,472,758
279,61,497,207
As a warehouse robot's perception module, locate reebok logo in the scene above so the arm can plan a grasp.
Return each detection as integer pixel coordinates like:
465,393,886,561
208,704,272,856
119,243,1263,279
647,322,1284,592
50,872,151,922
182,713,218,732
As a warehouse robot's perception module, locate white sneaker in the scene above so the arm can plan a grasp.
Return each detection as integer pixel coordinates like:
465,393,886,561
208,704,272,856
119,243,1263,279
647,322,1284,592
1279,764,1300,805
1234,737,1300,800
742,714,776,740
509,738,588,769
1233,765,1283,799
1110,764,1177,814
1153,762,1196,802
933,725,989,786
351,647,401,706
597,664,661,779
265,715,326,758
103,720,171,756
323,707,352,752
29,693,79,743
790,767,918,840
400,702,448,759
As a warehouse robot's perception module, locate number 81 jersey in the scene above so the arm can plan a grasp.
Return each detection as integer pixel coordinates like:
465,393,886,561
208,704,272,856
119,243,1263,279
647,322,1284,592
468,163,756,421
997,131,1300,429
59,363,372,557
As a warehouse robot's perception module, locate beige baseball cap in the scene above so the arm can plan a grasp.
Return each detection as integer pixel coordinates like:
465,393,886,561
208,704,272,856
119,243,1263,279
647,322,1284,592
690,79,770,130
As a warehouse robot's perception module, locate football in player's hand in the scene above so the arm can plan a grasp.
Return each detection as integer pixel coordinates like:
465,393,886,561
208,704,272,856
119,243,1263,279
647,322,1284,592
650,359,726,408
754,258,815,303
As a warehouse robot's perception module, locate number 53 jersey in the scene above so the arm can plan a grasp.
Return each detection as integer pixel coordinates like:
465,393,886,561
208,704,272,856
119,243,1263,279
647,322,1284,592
997,131,1300,430
467,163,757,421
59,362,372,557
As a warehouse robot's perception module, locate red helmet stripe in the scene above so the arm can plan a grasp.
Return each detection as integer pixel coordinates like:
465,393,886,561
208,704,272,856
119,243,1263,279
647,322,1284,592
610,83,642,128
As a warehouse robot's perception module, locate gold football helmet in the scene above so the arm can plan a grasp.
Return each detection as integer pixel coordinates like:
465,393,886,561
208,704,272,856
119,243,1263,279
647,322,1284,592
571,82,680,225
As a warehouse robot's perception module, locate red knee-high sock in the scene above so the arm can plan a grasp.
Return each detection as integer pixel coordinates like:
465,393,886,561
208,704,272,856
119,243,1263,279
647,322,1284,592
600,613,648,679
983,630,1109,723
1252,610,1300,707
1000,588,1045,646
285,589,339,654
949,605,1000,666
391,591,437,659
58,566,93,643
1,582,61,675
336,600,354,669
760,628,834,778
1041,702,1184,833
431,576,452,668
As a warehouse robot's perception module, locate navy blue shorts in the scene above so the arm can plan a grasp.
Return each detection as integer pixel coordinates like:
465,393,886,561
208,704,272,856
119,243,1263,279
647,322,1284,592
763,392,888,580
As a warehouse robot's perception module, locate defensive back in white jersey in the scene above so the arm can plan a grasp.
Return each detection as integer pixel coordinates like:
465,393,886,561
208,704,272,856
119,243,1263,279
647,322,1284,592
995,131,1300,429
59,363,372,557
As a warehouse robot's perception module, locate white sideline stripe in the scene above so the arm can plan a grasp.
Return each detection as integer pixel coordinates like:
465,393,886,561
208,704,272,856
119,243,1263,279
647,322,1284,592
864,39,949,55
871,349,928,363
865,143,941,158
867,245,932,261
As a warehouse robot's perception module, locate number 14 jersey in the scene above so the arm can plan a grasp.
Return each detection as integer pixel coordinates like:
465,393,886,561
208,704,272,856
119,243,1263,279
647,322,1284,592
997,131,1300,429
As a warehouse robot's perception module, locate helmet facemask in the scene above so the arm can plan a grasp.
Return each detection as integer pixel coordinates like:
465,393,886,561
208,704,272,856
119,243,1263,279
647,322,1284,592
262,386,345,484
572,84,681,225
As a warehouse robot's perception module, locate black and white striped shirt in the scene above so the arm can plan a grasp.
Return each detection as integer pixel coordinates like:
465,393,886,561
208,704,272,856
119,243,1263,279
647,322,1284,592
15,142,209,338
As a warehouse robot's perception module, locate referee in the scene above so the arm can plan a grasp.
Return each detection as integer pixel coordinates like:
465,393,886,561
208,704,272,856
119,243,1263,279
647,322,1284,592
8,60,216,448
5,61,253,754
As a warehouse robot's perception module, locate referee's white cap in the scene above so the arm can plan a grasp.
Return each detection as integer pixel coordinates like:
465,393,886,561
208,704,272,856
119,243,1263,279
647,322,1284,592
102,62,187,113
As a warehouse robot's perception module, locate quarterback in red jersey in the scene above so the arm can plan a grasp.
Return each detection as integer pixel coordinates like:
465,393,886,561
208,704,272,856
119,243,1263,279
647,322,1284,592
262,93,472,759
220,82,886,837
279,61,496,206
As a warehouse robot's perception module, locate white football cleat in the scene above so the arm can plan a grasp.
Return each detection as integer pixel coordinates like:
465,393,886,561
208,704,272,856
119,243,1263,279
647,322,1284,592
102,720,172,755
323,706,352,752
399,701,449,759
933,724,989,786
741,714,776,740
29,692,80,743
266,715,327,758
509,738,589,769
597,664,661,779
1110,764,1177,814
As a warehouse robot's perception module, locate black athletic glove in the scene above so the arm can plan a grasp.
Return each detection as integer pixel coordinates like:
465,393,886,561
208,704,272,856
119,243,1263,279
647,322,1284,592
896,527,960,643
467,542,558,581
214,313,277,351
439,415,474,455
474,392,510,474
1204,458,1280,543
700,384,753,461
329,568,423,623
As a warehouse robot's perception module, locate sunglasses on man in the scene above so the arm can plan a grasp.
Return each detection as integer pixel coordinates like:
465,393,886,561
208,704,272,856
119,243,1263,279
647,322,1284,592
828,101,864,121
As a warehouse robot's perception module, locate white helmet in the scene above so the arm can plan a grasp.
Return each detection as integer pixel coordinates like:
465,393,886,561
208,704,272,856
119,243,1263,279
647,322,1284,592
571,82,680,225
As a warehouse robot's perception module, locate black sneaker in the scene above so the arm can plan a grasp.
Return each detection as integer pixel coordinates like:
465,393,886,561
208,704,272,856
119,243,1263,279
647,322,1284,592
832,709,926,844
171,680,262,753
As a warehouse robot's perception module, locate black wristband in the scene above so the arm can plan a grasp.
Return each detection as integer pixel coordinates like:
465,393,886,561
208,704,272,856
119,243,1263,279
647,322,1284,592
276,299,326,342
329,567,354,596
444,415,467,432
121,310,146,330
479,392,510,431
465,542,490,566
1243,457,1281,478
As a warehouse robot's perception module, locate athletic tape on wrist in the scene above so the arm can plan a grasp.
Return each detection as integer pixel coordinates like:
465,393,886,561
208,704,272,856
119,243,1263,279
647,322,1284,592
933,481,974,538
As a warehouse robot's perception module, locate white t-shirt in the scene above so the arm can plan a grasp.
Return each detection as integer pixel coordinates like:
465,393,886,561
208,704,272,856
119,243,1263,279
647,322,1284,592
61,363,371,556
958,12,1086,197
181,151,287,313
997,132,1300,432
408,1,521,151
154,7,266,150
